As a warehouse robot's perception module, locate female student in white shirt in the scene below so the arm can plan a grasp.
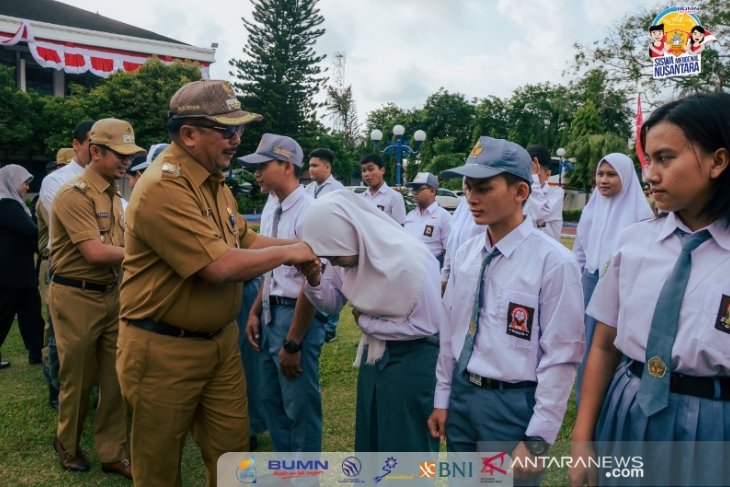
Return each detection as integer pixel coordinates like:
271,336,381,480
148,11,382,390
569,92,730,486
296,190,445,452
573,153,653,404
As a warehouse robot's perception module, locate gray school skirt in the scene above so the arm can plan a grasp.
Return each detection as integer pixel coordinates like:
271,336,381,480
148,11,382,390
594,360,730,485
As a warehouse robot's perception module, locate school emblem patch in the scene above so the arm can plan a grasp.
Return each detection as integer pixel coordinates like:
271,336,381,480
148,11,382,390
714,294,730,334
506,303,534,340
423,224,434,237
647,356,667,378
377,204,385,211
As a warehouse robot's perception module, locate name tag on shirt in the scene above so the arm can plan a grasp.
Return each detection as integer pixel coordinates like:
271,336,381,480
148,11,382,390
96,212,109,218
715,294,730,335
506,302,534,341
423,225,434,237
377,204,385,211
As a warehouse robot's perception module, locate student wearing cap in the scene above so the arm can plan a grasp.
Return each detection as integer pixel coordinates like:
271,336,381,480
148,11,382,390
118,80,317,487
36,148,73,408
125,143,170,190
240,133,326,453
359,153,407,225
39,122,95,411
404,172,452,265
427,136,584,485
290,190,443,452
304,147,344,342
525,146,564,241
48,118,145,478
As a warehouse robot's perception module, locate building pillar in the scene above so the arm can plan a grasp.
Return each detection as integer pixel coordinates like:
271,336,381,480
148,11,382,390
53,69,65,96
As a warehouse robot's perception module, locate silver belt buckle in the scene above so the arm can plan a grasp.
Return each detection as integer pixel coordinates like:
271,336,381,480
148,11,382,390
469,373,482,386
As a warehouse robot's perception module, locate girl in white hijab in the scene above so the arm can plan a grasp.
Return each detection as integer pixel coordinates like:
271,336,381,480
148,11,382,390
300,190,446,452
0,164,33,216
573,153,654,404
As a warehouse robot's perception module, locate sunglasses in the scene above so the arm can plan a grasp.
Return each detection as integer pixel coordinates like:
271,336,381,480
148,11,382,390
190,123,246,139
95,145,134,163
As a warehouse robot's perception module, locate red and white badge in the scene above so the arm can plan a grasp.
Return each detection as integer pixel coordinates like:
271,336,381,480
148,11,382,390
715,294,730,335
506,302,534,340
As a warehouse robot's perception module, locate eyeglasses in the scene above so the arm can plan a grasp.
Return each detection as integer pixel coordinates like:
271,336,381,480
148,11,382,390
95,145,134,163
190,123,246,140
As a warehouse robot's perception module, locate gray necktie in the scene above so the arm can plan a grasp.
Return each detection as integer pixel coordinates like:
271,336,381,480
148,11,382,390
637,229,711,416
262,205,283,324
457,247,501,374
314,184,325,199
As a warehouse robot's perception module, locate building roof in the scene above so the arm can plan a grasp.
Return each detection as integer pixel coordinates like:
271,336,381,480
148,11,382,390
0,0,187,46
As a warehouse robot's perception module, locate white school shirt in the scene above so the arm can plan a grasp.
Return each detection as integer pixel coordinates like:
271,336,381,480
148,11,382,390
304,174,344,199
525,175,564,241
39,160,85,249
441,198,486,283
436,216,585,443
259,185,312,299
304,255,444,340
360,182,407,225
587,212,730,376
404,201,452,257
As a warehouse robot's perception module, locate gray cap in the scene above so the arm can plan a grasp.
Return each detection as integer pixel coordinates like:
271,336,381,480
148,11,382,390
238,133,304,167
441,136,532,183
406,172,439,190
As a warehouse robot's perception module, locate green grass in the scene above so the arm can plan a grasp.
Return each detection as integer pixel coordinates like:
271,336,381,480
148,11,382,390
0,239,578,485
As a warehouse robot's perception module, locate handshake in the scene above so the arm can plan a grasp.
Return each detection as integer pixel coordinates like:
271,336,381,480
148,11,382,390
287,242,323,287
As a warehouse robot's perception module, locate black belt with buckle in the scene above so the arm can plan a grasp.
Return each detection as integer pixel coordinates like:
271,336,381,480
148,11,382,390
628,360,730,401
52,275,115,292
269,296,328,323
466,372,537,390
126,319,221,339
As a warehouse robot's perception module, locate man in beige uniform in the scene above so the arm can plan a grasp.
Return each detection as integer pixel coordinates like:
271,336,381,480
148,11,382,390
118,79,317,487
38,147,74,409
49,119,145,478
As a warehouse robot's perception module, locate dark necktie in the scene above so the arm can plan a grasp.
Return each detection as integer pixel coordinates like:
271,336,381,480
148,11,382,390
637,229,711,416
262,205,284,324
457,247,501,374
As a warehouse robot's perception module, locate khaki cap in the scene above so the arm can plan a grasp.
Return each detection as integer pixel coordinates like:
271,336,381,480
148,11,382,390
55,148,75,165
89,118,146,155
168,80,263,126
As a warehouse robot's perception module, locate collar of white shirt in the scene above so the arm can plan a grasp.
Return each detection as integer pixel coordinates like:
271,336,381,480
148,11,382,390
484,215,535,258
278,185,307,212
656,211,730,250
419,201,439,216
370,181,390,195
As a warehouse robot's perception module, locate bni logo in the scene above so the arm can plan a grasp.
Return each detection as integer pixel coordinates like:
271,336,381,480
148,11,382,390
419,461,436,478
419,461,473,478
235,458,256,484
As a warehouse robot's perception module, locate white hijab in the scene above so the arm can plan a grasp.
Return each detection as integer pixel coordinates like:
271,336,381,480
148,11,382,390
302,190,433,364
0,164,33,216
575,153,654,273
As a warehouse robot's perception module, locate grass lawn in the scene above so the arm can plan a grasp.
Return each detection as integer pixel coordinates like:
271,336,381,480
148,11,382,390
0,238,578,485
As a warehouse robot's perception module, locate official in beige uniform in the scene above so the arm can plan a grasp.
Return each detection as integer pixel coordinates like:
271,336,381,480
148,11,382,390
49,119,145,478
117,79,317,487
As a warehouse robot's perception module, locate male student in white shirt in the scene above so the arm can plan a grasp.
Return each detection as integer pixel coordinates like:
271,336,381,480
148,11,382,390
304,148,344,199
359,153,407,225
525,146,564,241
404,172,452,265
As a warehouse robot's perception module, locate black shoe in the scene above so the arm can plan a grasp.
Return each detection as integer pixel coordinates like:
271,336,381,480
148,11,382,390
249,435,258,451
29,354,43,365
324,331,337,343
0,360,9,370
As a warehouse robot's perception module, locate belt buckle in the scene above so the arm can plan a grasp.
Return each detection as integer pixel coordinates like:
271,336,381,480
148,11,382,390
469,373,482,387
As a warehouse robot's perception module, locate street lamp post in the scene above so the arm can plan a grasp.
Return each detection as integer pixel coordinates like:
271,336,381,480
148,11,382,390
370,125,426,186
556,147,573,187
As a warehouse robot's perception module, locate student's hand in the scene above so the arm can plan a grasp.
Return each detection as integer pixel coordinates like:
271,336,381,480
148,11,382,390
285,242,317,266
351,308,362,324
279,349,303,379
510,442,545,481
568,441,598,487
427,408,448,440
246,313,262,352
531,157,540,175
297,259,322,287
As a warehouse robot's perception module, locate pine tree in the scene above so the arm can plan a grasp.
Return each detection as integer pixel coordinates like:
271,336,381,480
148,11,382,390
230,0,327,151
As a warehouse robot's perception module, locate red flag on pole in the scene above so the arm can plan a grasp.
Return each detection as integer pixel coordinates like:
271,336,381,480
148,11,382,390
636,94,649,179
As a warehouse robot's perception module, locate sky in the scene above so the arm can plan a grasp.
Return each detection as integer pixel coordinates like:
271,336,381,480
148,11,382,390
58,0,662,126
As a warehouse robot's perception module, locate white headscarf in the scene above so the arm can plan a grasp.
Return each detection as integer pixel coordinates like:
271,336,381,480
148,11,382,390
0,164,33,216
575,153,654,273
302,190,433,364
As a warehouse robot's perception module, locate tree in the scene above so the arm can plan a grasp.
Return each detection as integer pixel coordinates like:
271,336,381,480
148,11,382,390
571,1,730,99
230,0,327,153
417,89,475,167
325,85,360,150
424,137,464,188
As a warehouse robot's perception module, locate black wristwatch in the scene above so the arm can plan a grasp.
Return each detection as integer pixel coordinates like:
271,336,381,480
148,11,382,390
523,436,549,456
282,339,302,353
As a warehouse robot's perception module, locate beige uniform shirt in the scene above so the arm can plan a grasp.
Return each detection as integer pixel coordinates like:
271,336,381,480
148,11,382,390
49,167,124,283
120,142,257,332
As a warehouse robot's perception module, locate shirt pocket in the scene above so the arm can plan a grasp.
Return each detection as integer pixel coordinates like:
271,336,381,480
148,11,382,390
497,288,539,349
700,284,730,355
95,213,111,243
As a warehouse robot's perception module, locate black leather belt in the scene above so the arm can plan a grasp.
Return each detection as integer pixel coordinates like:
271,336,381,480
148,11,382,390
52,275,115,292
466,372,537,390
126,319,221,339
269,296,328,322
628,360,730,401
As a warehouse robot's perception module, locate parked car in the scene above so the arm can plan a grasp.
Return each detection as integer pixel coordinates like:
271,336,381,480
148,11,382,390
435,188,460,211
344,185,367,194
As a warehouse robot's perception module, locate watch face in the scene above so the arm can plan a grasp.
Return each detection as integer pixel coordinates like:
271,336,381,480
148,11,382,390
283,340,300,353
528,440,547,455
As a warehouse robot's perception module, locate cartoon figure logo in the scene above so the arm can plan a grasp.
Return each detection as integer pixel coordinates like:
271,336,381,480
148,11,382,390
506,302,534,341
235,457,257,484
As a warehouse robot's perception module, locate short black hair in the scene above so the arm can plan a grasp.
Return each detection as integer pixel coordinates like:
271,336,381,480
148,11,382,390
649,24,664,33
73,120,96,144
527,146,552,169
309,148,334,165
360,153,384,168
641,92,730,226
